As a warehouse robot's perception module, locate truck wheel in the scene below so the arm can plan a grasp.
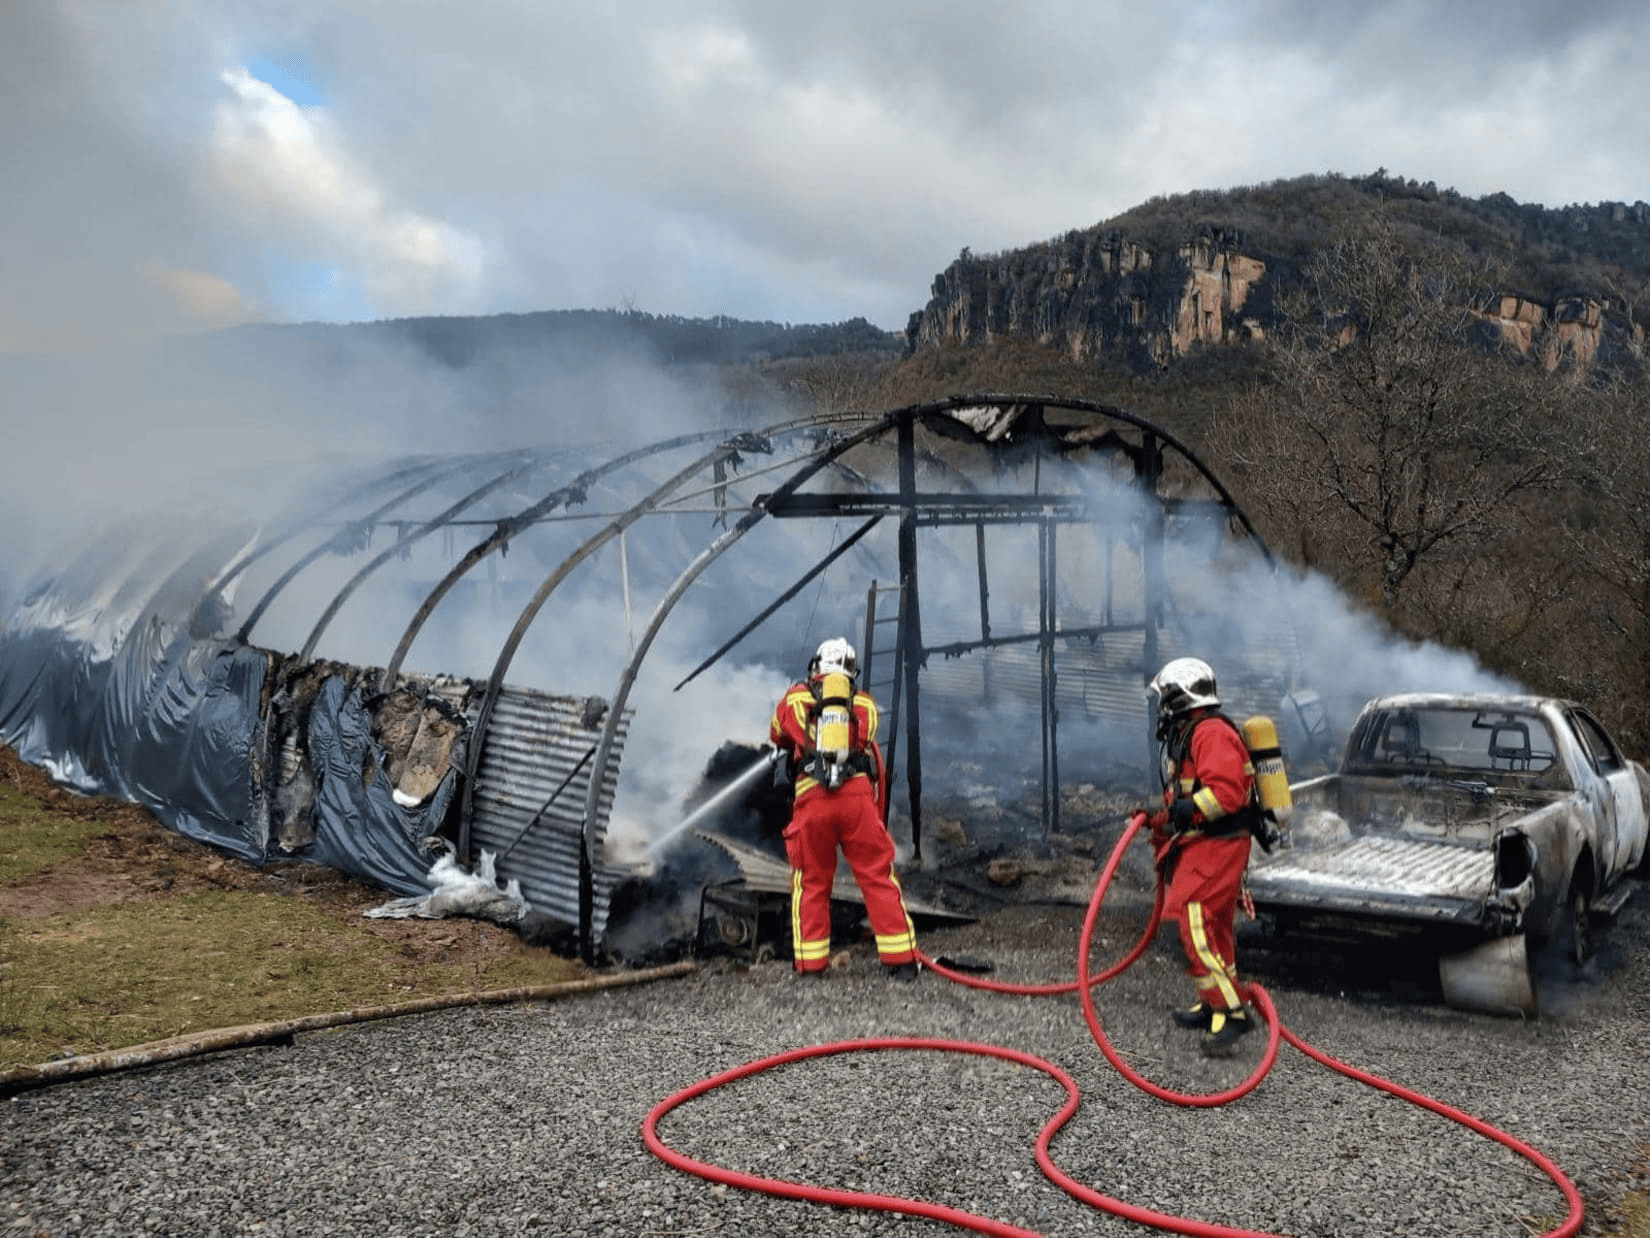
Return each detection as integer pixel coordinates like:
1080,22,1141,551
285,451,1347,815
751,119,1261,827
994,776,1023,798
1555,882,1592,969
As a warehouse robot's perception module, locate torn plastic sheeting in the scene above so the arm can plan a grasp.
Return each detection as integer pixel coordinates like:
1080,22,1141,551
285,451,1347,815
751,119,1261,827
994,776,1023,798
97,617,268,860
297,674,458,897
0,626,95,785
364,848,530,923
0,617,454,897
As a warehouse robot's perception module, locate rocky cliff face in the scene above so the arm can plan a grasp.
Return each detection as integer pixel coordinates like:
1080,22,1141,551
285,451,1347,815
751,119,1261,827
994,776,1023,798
906,229,1619,374
1480,293,1609,370
904,228,1267,371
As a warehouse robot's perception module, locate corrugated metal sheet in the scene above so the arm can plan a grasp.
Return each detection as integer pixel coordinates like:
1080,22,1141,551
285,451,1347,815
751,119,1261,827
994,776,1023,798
467,685,631,937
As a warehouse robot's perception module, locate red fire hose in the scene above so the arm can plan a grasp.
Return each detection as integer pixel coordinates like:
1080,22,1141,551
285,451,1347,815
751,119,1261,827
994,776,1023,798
643,813,1586,1237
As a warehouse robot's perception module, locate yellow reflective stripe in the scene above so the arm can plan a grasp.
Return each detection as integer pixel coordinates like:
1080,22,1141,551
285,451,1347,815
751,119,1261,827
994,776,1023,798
1186,902,1241,1009
789,868,805,958
875,867,917,955
1177,776,1196,794
858,691,879,741
877,911,917,950
1193,786,1224,820
791,865,832,961
787,690,813,734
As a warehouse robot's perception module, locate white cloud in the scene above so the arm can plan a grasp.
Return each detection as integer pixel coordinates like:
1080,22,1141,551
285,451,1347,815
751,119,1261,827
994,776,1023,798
647,23,765,97
212,65,485,317
4,0,1650,350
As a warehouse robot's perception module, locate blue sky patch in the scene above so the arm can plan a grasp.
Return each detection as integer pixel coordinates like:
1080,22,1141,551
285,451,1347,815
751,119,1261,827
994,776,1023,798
247,56,327,107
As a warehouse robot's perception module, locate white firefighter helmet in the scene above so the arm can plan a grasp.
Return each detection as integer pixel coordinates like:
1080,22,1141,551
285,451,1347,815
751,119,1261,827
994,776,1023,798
810,637,857,679
1148,656,1220,730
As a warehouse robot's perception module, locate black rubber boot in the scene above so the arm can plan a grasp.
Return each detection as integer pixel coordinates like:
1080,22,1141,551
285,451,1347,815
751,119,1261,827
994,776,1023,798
1201,1008,1256,1055
1172,1002,1214,1030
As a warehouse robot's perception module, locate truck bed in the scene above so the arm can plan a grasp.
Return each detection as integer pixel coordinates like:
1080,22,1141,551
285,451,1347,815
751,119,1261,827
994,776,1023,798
1249,834,1494,924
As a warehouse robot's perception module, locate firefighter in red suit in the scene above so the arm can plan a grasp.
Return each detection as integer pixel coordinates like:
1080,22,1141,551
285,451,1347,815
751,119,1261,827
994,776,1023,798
769,637,919,980
1141,657,1259,1054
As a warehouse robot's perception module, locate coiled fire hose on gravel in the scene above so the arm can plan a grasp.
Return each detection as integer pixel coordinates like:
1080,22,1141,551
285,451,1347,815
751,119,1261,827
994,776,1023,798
643,813,1586,1237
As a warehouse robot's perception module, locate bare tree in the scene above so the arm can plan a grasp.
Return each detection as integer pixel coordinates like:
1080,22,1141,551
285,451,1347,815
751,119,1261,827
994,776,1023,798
1552,378,1650,742
1603,273,1649,364
780,353,895,415
1213,226,1571,609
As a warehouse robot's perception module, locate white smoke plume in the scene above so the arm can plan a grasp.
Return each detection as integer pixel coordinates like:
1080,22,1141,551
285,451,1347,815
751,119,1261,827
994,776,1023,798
1,320,1523,871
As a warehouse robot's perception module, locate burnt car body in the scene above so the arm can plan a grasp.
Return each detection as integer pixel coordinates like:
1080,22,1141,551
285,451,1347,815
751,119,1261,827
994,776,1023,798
1247,693,1649,1013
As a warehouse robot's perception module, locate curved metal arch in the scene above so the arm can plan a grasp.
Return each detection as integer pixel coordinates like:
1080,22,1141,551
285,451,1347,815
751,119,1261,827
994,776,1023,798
449,410,885,852
296,449,564,663
450,410,891,712
568,410,906,945
377,426,774,691
950,392,1272,562
453,428,808,837
201,457,452,632
236,452,527,644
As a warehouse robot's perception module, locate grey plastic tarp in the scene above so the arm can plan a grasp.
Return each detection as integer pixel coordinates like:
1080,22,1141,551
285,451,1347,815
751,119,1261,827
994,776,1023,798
0,586,451,897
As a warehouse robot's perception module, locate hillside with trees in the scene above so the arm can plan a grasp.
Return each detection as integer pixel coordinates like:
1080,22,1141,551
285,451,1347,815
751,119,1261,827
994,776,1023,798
856,173,1650,750
224,308,903,371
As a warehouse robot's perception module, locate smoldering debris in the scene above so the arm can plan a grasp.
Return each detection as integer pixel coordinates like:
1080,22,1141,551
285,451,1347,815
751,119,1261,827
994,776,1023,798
599,740,1152,966
601,742,787,964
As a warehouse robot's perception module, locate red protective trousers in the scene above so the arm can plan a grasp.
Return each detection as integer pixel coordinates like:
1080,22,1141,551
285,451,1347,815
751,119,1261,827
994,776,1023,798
1156,712,1257,1012
782,778,917,972
1159,832,1251,1012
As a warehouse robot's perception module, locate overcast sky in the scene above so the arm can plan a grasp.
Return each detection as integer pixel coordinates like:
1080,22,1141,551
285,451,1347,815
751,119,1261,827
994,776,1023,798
4,0,1650,354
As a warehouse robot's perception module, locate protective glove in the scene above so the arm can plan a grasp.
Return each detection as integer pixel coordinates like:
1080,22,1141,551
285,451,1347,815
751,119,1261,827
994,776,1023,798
1169,797,1198,832
1141,807,1173,858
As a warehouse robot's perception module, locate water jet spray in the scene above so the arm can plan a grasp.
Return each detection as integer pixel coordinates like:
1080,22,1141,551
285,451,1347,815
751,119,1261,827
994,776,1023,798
640,747,782,863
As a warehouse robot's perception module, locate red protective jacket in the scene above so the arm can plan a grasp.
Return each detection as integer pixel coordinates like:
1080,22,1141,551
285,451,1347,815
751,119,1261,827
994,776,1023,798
1159,711,1255,837
1152,710,1257,1013
770,680,888,817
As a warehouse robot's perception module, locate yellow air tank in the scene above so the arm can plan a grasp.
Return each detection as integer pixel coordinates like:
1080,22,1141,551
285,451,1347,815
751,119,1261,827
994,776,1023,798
814,671,854,788
1242,715,1293,825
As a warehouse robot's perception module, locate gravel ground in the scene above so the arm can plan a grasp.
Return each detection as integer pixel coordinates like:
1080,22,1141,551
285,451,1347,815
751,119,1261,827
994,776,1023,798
5,880,1649,1238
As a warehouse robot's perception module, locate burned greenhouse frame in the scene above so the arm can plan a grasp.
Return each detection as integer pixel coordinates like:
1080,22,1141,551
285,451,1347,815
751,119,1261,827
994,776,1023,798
0,394,1291,964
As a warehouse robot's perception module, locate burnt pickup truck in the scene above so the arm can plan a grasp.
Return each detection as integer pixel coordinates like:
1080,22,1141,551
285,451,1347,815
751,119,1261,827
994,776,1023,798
1247,693,1649,1014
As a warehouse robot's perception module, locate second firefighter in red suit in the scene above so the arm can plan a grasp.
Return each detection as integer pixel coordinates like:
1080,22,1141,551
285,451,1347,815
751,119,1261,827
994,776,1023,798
769,637,919,980
1144,657,1259,1053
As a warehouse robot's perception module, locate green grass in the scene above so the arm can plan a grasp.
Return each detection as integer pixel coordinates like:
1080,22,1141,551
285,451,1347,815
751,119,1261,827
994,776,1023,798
1620,1188,1650,1238
0,750,581,1072
0,783,113,883
0,891,574,1069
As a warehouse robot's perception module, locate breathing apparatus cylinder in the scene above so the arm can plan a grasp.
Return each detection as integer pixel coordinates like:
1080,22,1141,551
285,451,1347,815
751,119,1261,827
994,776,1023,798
813,670,855,790
1241,715,1293,826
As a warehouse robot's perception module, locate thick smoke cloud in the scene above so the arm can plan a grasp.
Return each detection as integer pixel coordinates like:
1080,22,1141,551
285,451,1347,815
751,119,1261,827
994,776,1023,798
0,317,1523,881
